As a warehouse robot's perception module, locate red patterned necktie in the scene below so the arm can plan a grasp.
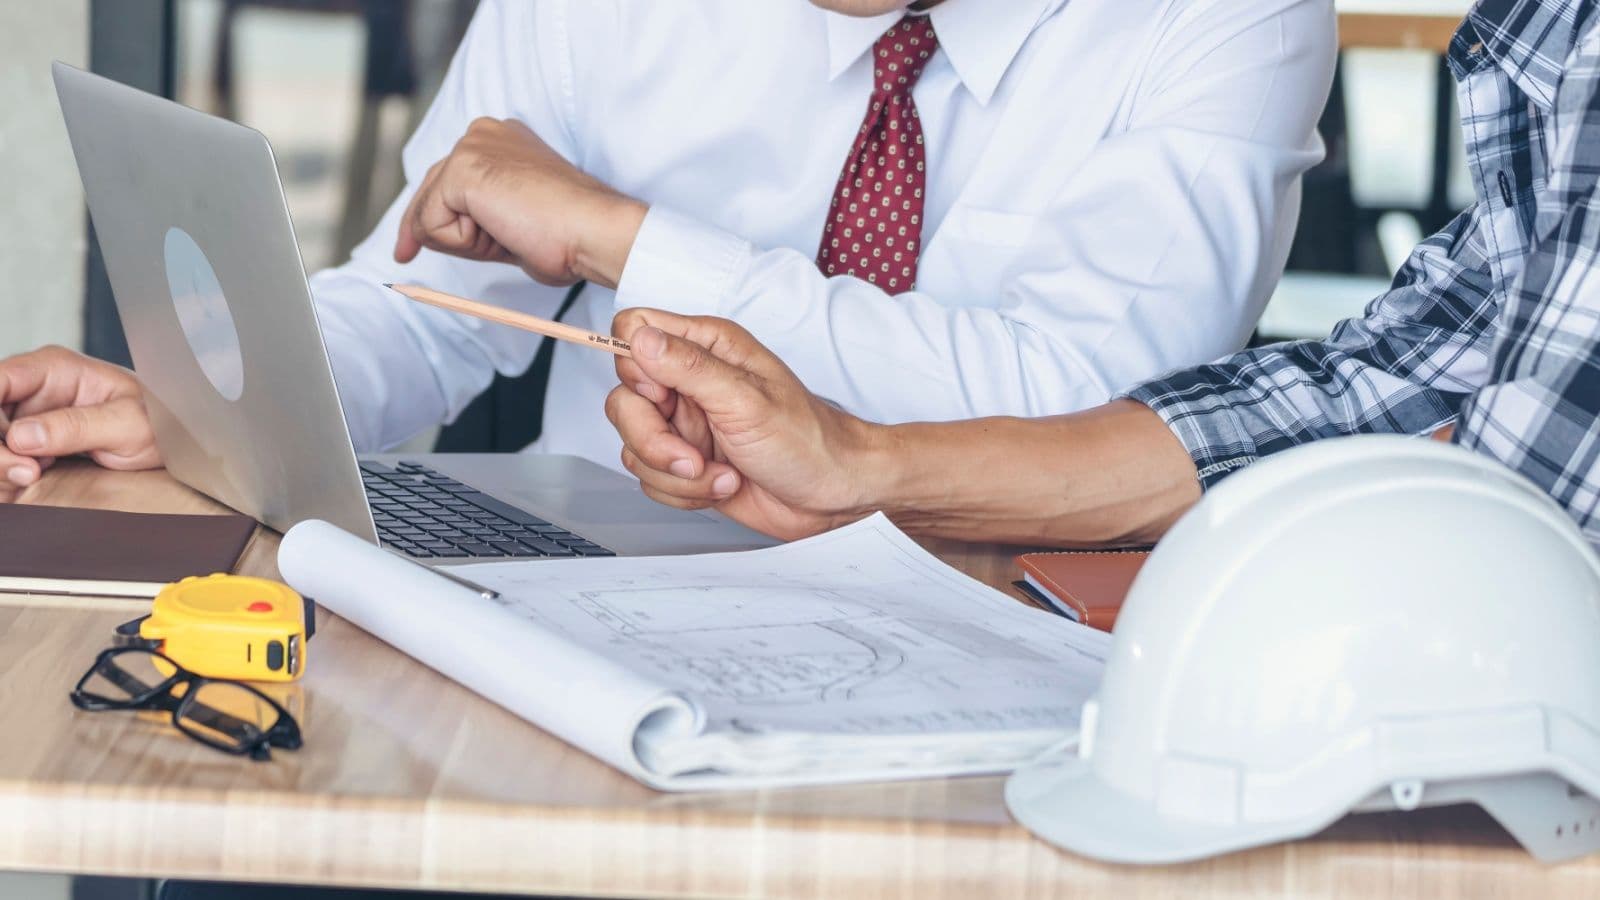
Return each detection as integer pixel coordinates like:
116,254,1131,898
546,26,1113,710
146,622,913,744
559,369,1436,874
816,16,939,295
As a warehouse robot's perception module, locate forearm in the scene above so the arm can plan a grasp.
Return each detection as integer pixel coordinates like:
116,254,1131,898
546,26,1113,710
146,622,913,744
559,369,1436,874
856,399,1201,546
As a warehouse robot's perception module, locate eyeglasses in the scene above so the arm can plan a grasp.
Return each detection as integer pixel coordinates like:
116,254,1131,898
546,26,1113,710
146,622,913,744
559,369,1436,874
70,647,303,761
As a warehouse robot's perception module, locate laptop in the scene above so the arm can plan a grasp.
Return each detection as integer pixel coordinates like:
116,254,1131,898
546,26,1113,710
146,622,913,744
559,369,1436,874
51,62,777,563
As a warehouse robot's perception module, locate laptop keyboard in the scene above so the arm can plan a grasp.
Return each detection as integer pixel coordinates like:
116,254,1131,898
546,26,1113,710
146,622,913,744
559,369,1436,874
360,460,615,559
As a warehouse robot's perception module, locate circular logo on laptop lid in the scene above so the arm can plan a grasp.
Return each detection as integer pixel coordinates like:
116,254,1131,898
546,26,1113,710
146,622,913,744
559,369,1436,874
163,226,245,402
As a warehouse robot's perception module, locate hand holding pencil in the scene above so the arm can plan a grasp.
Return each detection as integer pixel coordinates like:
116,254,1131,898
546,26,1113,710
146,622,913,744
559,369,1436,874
604,307,880,541
389,283,872,541
386,283,632,357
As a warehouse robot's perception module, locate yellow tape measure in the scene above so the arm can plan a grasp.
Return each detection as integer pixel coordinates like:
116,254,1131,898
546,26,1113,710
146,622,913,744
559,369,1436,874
121,574,312,683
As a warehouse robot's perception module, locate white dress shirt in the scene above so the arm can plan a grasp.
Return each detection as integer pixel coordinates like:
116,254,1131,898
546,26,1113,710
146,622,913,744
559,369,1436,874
310,0,1336,467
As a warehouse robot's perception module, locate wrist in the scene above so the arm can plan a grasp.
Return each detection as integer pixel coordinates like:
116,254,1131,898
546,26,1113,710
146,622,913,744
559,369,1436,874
832,416,913,525
573,191,648,290
821,401,1203,546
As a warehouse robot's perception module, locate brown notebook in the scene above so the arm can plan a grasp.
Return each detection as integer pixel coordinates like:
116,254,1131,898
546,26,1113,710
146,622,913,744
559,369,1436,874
1015,549,1151,632
0,504,257,599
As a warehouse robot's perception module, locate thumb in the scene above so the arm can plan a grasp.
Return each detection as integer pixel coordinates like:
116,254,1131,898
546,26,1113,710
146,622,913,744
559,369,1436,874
7,398,161,470
394,223,422,263
629,326,766,418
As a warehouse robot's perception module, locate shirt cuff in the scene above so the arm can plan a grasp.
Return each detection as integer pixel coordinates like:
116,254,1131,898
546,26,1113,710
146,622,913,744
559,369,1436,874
613,204,754,316
1123,376,1261,490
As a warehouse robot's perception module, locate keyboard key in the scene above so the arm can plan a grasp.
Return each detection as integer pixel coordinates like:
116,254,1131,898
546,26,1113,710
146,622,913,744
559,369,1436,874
517,536,576,556
448,540,505,557
372,462,606,554
568,543,616,557
453,491,552,527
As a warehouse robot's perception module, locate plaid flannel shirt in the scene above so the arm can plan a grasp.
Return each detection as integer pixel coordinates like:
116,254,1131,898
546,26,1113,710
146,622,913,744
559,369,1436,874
1128,0,1600,545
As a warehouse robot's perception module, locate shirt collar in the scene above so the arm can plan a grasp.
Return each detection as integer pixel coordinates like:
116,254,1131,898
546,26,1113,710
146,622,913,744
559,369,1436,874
824,0,1065,105
1460,0,1592,107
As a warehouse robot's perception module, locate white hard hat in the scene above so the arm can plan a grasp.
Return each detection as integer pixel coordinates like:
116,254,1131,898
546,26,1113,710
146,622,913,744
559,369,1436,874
1006,435,1600,864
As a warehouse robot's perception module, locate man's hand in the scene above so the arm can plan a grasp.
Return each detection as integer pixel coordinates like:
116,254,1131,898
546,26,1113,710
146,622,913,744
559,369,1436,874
605,309,890,541
0,346,162,493
394,117,647,289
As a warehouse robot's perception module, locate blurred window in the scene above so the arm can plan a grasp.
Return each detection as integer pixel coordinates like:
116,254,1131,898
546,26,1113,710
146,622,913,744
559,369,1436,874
173,0,475,272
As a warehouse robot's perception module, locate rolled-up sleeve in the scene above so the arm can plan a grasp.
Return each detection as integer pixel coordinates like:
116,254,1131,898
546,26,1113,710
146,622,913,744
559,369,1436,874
1127,208,1497,488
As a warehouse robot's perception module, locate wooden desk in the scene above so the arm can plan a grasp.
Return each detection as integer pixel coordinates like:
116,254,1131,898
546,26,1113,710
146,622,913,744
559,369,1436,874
1,462,1596,898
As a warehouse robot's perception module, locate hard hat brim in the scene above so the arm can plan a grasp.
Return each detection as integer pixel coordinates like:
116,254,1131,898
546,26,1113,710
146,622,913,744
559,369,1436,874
1004,753,1337,865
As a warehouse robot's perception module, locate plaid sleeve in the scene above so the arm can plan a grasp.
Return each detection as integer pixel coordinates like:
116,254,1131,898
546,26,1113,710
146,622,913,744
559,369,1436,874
1126,207,1499,487
1456,29,1600,543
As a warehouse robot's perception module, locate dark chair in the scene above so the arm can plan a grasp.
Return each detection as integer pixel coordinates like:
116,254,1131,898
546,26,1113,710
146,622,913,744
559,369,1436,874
433,284,587,453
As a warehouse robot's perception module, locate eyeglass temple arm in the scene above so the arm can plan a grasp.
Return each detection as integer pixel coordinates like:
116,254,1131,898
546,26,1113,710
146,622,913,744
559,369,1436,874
98,659,165,700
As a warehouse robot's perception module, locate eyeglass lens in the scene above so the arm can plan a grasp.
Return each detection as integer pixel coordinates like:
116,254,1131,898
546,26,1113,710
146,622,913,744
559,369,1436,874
77,648,176,708
175,680,283,753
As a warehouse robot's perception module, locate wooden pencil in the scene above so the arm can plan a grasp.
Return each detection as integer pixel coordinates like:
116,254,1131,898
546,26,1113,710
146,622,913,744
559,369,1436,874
386,283,632,358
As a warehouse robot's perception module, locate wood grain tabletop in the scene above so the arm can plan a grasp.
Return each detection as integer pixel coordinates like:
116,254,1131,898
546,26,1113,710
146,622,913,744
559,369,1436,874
0,460,1593,898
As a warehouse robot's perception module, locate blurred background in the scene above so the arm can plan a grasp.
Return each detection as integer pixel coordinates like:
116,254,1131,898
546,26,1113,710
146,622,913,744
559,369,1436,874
0,0,1472,358
0,0,1473,452
0,3,1472,896
0,0,1475,473
0,0,1474,366
2,0,477,365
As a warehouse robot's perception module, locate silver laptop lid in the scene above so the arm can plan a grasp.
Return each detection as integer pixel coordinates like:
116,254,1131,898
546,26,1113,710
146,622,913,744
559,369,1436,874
52,62,376,542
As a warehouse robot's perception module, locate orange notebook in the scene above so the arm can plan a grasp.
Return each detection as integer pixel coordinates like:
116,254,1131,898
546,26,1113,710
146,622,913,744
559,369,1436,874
1014,549,1150,632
